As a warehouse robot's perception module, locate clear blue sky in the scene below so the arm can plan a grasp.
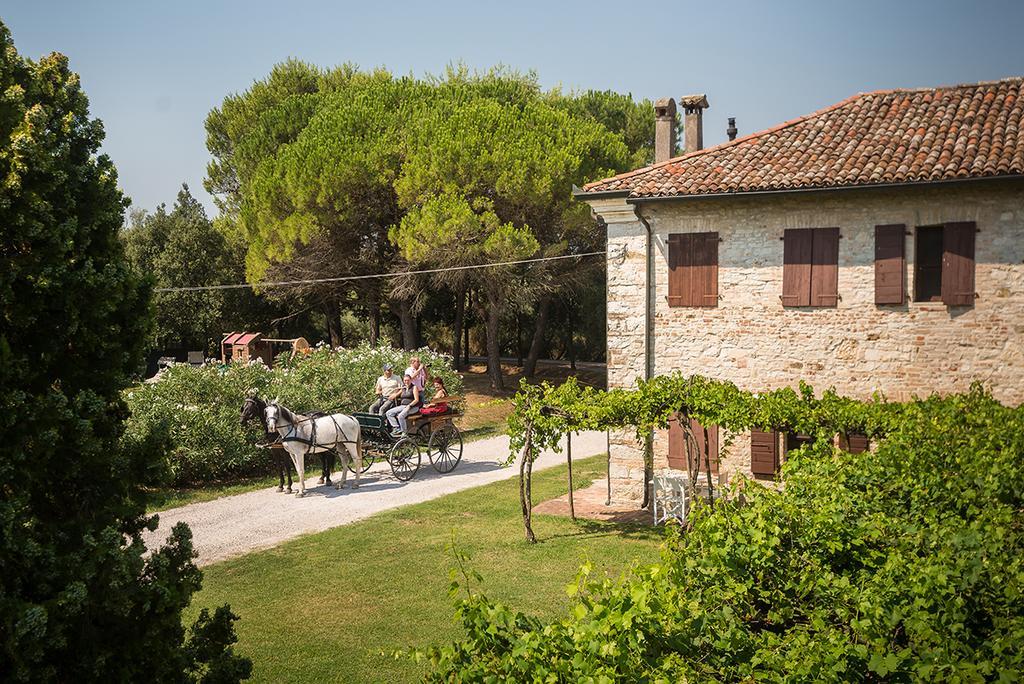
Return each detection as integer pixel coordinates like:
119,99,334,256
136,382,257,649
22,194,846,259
4,0,1023,216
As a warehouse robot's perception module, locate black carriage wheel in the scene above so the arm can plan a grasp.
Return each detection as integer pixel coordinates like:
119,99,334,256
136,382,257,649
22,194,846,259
428,424,463,473
389,438,421,482
346,448,376,474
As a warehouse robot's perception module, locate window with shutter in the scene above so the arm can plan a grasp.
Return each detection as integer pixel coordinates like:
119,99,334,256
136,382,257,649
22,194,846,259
668,232,718,307
668,416,720,474
784,432,815,455
782,228,838,307
941,221,976,307
839,432,870,453
914,225,944,301
914,222,977,305
750,429,780,476
874,224,906,305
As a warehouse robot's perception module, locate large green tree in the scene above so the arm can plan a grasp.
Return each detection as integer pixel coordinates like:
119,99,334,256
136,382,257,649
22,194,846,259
124,184,265,354
206,66,650,375
391,79,631,388
0,23,249,681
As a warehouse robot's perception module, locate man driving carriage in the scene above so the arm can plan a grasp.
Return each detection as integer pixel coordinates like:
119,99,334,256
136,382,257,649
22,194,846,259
368,363,401,415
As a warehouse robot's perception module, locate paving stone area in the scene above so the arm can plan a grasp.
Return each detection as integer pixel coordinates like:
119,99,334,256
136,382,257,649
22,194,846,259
532,479,651,525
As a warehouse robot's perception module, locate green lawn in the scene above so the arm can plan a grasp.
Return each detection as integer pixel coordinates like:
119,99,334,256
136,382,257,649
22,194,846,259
186,455,663,683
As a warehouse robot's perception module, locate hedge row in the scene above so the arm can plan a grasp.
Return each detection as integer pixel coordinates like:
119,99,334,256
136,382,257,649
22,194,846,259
123,345,462,485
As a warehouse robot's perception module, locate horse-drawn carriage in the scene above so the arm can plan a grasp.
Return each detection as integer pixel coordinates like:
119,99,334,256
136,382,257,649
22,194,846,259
241,395,464,496
350,408,463,482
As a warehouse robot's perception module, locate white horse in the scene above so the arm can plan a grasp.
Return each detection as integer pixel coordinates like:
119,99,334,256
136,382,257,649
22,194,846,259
264,402,363,498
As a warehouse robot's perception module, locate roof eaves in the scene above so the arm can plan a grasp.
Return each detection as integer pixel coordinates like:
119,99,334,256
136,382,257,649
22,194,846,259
625,173,1024,203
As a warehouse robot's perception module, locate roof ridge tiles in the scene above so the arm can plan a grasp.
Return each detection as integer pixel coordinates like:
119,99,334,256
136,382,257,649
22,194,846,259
580,77,1024,198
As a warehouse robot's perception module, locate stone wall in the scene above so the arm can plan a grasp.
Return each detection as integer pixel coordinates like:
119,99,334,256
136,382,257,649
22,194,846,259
594,180,1024,502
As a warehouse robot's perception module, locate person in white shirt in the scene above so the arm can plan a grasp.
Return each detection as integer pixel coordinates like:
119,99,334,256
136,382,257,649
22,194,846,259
369,363,402,415
404,356,429,390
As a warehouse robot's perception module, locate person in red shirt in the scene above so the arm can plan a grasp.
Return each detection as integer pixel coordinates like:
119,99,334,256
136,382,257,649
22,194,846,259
419,377,450,416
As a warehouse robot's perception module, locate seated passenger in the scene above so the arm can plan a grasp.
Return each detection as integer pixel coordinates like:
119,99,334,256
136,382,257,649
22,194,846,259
385,373,422,436
419,377,450,416
369,363,401,415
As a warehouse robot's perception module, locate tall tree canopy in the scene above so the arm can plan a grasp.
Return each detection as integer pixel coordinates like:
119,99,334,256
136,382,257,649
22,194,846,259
205,64,653,380
0,23,249,681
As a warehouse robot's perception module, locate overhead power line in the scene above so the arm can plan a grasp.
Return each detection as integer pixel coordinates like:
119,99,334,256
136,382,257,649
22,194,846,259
154,250,607,293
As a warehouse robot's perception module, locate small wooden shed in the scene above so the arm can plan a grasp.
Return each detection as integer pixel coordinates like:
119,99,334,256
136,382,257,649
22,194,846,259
221,332,273,366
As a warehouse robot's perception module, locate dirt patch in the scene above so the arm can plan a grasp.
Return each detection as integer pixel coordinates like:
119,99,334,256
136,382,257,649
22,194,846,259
458,360,606,433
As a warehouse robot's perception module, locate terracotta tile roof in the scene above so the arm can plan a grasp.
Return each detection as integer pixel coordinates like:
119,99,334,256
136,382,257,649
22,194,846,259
581,78,1024,198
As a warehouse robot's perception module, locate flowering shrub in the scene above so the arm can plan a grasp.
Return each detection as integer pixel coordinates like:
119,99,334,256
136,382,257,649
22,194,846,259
124,345,462,485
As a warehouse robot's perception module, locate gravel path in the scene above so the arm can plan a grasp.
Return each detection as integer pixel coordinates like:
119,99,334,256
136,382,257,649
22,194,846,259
144,430,607,567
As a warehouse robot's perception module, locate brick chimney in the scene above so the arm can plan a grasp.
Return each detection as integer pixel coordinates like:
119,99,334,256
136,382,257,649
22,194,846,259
679,94,709,153
653,98,677,163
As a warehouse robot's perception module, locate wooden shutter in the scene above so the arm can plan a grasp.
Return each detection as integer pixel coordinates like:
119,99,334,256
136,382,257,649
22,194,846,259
667,234,690,307
668,416,720,473
697,232,719,307
874,224,906,305
668,233,718,307
667,415,686,470
810,227,840,307
750,429,780,475
781,229,813,306
688,418,720,474
941,222,976,306
839,432,870,453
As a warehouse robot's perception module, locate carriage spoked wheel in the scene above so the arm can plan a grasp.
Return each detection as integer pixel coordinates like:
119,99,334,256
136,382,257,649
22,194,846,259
388,438,421,482
346,449,375,474
428,424,463,473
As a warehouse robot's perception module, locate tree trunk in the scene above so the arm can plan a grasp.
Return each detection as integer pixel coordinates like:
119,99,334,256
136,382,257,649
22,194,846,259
483,285,504,391
523,295,551,378
323,299,342,348
519,426,537,543
451,283,466,371
368,295,380,347
566,301,577,371
567,432,575,521
516,314,524,367
396,299,417,351
463,289,472,367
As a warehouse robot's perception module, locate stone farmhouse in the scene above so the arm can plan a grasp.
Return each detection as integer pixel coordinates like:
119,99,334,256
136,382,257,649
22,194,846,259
576,77,1024,504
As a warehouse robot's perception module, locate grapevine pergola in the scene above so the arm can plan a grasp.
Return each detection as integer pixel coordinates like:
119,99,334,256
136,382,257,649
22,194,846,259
506,373,897,542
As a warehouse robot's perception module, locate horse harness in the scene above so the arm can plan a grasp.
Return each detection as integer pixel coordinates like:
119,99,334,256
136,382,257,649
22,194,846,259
279,409,358,456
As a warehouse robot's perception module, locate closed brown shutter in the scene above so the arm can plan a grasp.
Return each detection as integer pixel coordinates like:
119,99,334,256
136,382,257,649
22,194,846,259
667,415,686,470
697,232,719,307
667,234,689,307
782,229,813,306
874,224,906,305
810,227,840,307
750,429,780,475
839,433,870,453
688,418,720,474
941,222,976,307
668,232,718,307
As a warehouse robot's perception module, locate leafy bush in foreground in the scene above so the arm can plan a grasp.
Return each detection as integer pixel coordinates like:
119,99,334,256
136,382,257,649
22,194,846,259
424,387,1024,682
125,344,462,484
0,21,249,681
